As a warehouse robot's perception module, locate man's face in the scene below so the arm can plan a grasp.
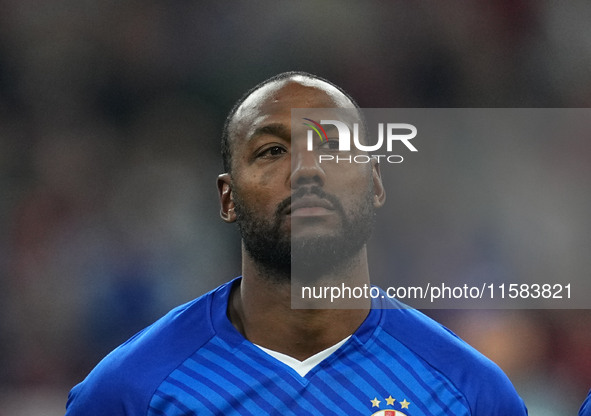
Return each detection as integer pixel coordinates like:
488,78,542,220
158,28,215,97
222,77,384,279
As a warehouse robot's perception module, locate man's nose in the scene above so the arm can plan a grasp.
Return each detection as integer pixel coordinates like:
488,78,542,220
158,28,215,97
290,145,326,188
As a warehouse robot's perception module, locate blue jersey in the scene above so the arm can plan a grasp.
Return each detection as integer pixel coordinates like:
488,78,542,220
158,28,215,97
66,277,527,415
580,390,591,416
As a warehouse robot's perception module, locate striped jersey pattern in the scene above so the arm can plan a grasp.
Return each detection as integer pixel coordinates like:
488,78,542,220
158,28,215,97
66,277,527,416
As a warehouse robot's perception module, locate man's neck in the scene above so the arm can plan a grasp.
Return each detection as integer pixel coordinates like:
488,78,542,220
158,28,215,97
227,248,371,361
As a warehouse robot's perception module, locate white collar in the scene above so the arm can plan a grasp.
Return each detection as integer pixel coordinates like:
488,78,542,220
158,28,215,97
254,336,351,377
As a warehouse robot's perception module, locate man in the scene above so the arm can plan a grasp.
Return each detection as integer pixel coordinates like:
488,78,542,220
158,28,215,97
66,72,527,415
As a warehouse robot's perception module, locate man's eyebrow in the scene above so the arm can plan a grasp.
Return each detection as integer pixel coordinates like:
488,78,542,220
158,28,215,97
249,123,290,141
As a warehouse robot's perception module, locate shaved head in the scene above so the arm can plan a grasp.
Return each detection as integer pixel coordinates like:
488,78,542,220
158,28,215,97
221,72,360,173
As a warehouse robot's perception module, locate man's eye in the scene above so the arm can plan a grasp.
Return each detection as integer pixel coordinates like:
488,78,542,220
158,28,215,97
318,139,340,150
258,146,286,158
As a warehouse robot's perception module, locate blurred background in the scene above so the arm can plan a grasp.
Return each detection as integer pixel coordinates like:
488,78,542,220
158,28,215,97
0,1,589,414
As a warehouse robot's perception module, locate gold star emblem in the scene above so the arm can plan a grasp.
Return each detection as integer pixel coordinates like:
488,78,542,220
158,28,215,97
371,397,381,408
400,399,410,409
385,395,396,406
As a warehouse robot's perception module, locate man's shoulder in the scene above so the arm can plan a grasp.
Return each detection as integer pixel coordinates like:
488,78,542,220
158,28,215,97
376,301,527,414
580,389,591,416
379,305,493,369
66,280,234,415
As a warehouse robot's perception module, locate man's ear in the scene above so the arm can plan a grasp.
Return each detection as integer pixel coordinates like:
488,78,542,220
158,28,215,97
371,158,386,208
217,173,236,223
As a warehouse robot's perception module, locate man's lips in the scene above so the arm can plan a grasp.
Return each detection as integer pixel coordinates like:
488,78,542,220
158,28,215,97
286,196,335,216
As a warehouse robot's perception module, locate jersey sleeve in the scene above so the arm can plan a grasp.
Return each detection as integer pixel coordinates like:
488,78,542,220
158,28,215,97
65,376,142,415
65,328,154,415
379,301,528,415
428,325,528,415
580,389,591,416
65,290,218,415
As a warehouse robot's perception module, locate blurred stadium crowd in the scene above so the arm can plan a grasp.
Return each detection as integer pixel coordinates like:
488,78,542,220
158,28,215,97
0,1,589,414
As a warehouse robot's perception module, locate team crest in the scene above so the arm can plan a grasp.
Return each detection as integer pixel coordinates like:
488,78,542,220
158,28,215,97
371,411,408,416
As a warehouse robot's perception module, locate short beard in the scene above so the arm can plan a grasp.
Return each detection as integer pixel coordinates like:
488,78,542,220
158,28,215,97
234,184,376,284
234,191,291,280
